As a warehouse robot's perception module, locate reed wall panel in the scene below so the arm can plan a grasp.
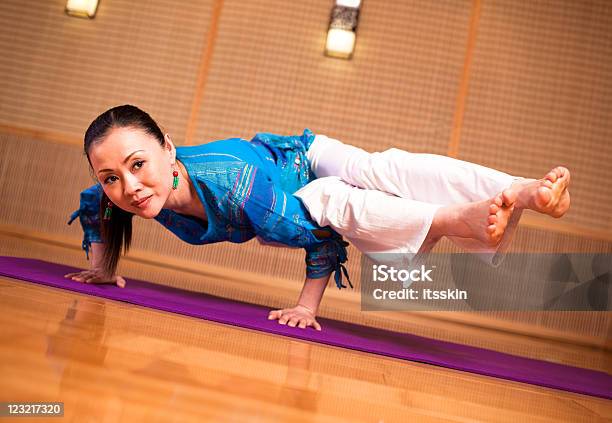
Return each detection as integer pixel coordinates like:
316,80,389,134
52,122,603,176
0,0,214,141
459,0,612,232
195,0,469,154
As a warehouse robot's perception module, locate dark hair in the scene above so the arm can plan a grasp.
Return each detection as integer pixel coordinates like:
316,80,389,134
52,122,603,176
84,105,165,277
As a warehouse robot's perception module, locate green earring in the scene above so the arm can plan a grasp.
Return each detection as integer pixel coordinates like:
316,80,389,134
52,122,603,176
172,170,179,190
103,201,113,220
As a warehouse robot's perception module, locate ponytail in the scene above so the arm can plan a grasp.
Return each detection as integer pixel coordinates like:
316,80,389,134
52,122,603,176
99,191,133,277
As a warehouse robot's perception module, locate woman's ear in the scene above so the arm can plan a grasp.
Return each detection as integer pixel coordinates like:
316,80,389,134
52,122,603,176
164,134,176,162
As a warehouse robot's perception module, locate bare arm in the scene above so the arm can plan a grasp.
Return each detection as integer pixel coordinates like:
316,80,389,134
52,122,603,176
296,275,329,315
64,242,126,288
89,242,106,269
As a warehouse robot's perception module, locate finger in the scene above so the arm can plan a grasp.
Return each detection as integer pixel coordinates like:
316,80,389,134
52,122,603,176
116,277,126,288
278,315,289,325
287,317,299,327
268,310,282,320
85,273,105,284
83,276,97,284
70,271,92,281
298,320,307,329
93,276,114,284
313,320,322,331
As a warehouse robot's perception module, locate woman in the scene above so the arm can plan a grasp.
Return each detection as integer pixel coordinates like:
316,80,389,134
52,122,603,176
65,105,571,330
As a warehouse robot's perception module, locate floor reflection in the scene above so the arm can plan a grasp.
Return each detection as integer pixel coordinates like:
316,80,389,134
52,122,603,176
45,297,122,420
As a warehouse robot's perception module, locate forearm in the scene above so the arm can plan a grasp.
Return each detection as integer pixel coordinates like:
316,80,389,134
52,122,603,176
89,242,106,270
296,274,331,314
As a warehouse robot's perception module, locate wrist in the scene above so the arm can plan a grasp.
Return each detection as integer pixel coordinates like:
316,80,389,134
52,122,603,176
296,303,316,315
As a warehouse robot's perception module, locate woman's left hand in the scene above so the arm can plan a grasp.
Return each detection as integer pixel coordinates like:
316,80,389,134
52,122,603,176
268,304,321,331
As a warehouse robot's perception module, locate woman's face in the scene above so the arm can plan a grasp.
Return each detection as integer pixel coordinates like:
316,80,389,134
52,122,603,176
89,126,174,219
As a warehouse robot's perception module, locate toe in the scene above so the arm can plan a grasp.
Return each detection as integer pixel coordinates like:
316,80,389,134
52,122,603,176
488,214,497,224
557,167,570,185
489,203,499,214
501,189,516,207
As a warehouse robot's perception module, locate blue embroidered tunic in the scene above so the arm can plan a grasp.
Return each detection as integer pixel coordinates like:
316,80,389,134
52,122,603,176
68,129,351,289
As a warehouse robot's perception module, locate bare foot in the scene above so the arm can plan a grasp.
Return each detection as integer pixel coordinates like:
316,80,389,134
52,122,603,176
502,167,571,218
434,195,515,247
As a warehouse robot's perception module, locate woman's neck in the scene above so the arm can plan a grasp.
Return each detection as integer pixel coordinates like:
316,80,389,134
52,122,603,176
164,159,205,220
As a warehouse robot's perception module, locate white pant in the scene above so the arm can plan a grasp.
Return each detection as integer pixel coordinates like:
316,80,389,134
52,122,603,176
296,135,523,264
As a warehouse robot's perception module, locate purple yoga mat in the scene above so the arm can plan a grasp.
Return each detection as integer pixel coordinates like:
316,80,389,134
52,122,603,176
1,255,610,399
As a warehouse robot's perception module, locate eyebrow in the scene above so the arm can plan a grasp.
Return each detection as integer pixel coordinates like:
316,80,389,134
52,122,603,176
98,150,145,174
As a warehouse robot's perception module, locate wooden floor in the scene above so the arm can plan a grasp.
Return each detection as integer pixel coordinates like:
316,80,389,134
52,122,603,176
0,277,610,422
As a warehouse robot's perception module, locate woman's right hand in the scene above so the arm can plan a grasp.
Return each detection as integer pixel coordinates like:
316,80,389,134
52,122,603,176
63,268,126,288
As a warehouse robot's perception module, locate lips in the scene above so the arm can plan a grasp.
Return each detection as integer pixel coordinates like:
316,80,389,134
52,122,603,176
132,195,152,207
